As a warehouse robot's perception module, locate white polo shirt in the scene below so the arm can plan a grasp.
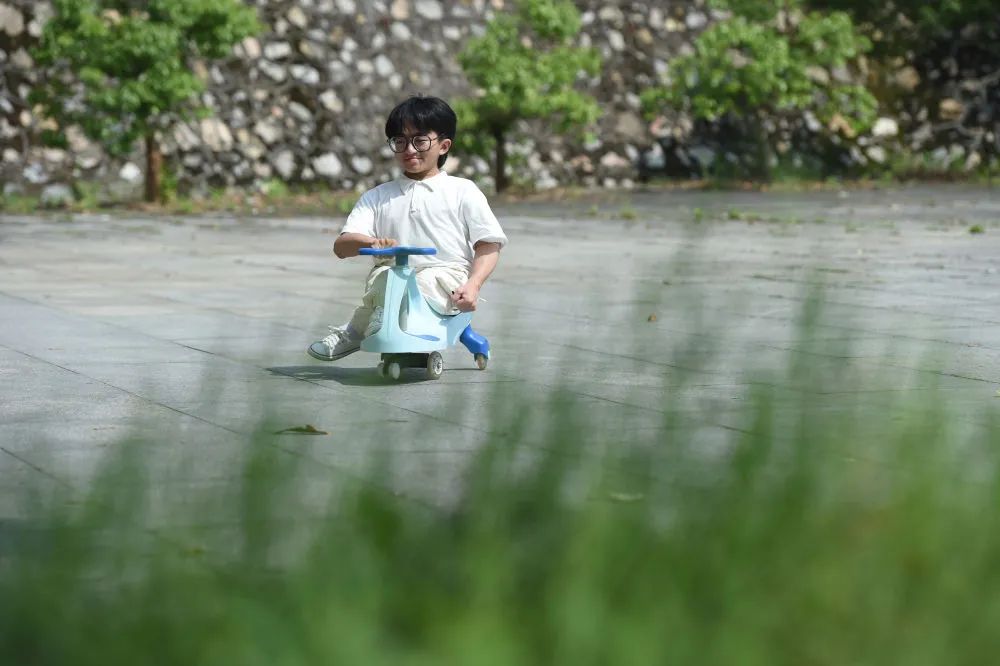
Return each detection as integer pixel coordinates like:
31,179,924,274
340,171,507,270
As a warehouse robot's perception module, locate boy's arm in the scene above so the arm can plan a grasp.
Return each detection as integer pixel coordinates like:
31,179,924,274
333,233,397,258
451,241,501,311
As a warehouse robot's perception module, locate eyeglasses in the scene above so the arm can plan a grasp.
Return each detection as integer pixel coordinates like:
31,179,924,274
387,134,445,153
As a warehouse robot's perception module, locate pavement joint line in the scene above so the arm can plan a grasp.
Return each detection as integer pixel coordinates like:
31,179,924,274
0,446,73,487
478,292,983,343
6,283,760,429
181,327,786,421
736,274,1000,311
712,283,1000,321
474,344,758,434
764,343,1000,386
814,382,999,396
2,288,625,439
543,339,793,386
38,240,998,335
0,343,247,438
0,350,452,515
23,260,984,355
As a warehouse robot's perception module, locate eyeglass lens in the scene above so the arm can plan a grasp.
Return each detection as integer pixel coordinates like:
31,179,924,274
389,136,434,152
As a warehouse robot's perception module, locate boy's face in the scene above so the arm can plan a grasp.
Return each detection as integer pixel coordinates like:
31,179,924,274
392,124,451,179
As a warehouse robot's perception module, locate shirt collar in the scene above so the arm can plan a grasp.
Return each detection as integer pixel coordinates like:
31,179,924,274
396,170,447,193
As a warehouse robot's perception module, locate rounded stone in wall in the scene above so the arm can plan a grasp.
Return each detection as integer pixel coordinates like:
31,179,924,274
254,120,283,145
351,155,373,175
42,148,66,164
608,30,625,51
273,150,296,180
11,48,33,70
597,7,624,26
120,163,142,183
238,37,261,59
313,153,343,178
258,60,286,82
264,42,292,60
41,184,74,207
172,123,200,152
685,11,707,29
254,163,272,179
415,0,443,20
287,7,308,29
391,22,411,40
374,54,394,78
289,102,313,123
200,118,234,152
319,91,344,113
391,0,410,20
0,3,25,37
291,65,320,85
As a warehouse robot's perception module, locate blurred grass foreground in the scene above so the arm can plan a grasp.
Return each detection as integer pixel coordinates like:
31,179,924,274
3,300,1000,665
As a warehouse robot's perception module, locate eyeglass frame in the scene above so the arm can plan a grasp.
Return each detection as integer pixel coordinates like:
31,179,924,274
386,134,448,153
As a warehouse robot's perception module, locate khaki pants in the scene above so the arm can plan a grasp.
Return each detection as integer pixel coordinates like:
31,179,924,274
347,264,467,335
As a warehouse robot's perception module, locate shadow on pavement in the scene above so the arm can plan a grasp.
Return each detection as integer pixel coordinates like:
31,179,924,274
267,365,491,386
266,365,388,386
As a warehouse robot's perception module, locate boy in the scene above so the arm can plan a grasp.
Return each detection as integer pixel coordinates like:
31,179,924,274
308,95,507,361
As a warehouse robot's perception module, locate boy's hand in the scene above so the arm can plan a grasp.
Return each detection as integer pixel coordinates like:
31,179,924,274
371,237,398,249
451,282,480,312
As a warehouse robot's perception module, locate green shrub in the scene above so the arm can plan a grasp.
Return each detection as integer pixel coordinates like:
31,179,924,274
455,0,602,193
641,0,877,180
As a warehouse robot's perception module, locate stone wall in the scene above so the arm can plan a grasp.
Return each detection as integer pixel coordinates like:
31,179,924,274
1,0,997,202
2,0,705,198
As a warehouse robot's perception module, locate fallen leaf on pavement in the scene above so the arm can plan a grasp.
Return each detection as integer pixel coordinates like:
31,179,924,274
274,424,328,435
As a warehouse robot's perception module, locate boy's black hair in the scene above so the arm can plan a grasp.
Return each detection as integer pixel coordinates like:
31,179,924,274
385,95,457,168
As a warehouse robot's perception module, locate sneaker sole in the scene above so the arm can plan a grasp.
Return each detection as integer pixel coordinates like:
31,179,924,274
307,345,360,362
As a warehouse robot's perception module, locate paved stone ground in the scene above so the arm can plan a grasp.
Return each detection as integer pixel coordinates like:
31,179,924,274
2,184,999,527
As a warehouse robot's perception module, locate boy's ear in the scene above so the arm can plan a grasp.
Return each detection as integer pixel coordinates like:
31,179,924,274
441,137,452,154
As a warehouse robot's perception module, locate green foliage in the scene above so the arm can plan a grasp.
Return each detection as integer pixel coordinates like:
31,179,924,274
643,1,874,130
335,196,358,215
458,0,600,133
810,0,999,55
456,0,602,189
618,204,638,221
641,0,878,178
72,181,102,210
161,163,180,202
260,178,289,198
0,192,41,214
29,0,260,158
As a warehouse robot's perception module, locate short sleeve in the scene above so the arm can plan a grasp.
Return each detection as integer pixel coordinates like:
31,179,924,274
340,190,376,237
461,184,508,249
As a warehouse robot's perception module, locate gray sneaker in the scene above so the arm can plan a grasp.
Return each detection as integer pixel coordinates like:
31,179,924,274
307,326,361,361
